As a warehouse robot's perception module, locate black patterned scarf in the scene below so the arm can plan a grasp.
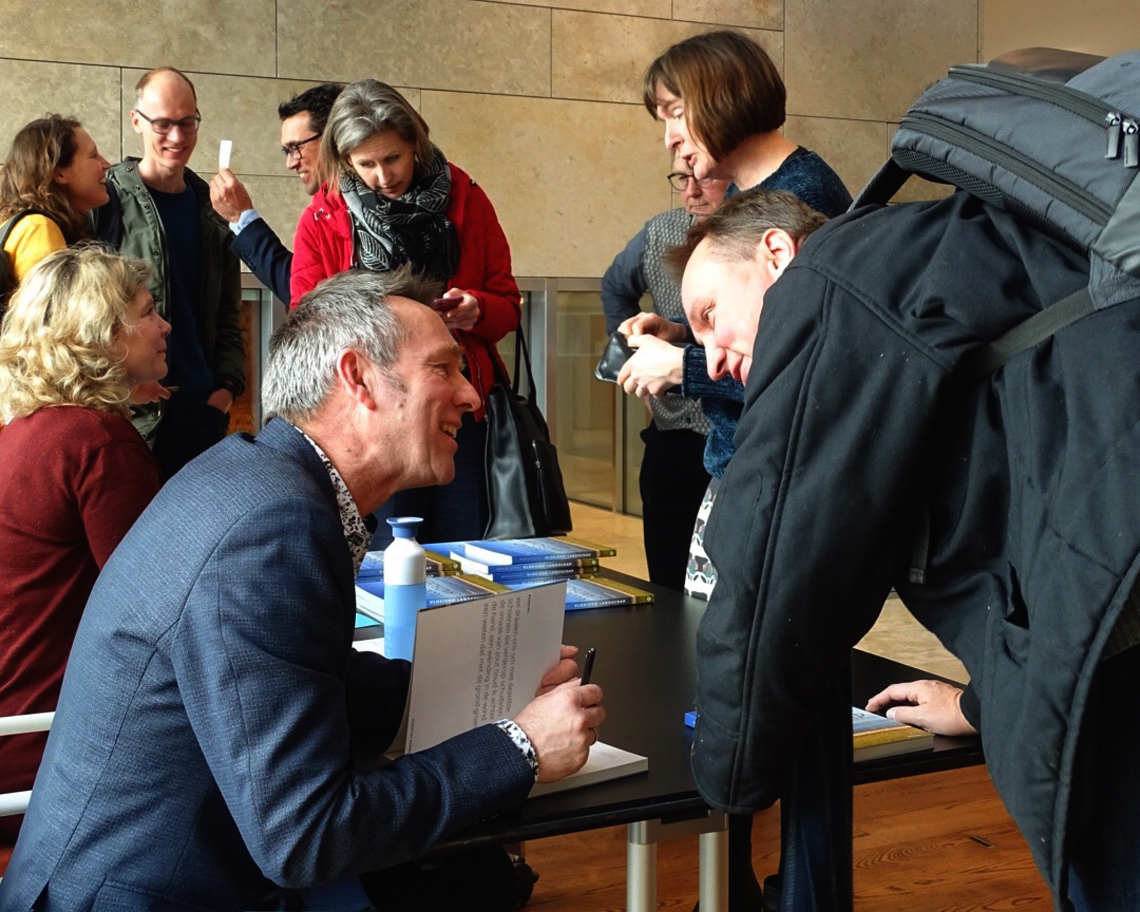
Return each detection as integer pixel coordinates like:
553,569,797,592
340,144,460,283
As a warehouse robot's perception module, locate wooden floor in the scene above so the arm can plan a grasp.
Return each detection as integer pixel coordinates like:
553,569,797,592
522,765,1049,912
529,502,1049,911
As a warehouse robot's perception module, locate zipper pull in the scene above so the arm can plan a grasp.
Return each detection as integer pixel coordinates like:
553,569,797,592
1106,112,1122,159
1124,119,1139,168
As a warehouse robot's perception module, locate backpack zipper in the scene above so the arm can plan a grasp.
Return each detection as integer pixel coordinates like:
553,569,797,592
1124,119,1139,167
900,111,1113,225
948,65,1139,167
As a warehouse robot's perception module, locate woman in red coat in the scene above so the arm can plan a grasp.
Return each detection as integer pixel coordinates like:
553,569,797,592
291,78,520,544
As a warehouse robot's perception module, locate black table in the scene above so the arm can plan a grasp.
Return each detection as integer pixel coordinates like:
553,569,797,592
434,572,982,911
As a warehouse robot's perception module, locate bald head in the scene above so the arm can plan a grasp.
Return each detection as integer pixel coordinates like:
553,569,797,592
135,67,197,103
131,66,201,186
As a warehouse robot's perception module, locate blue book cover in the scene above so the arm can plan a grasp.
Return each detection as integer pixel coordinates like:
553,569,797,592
356,548,460,581
505,577,654,611
433,537,616,570
476,563,598,583
355,574,509,623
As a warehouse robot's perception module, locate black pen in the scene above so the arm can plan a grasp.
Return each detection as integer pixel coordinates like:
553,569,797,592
580,647,596,686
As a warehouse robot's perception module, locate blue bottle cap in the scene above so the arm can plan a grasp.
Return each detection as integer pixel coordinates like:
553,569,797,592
386,516,423,539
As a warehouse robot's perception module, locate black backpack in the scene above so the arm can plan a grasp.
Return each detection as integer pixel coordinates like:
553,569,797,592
853,47,1140,379
0,209,44,313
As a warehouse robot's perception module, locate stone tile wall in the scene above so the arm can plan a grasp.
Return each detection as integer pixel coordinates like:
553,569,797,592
1,0,990,277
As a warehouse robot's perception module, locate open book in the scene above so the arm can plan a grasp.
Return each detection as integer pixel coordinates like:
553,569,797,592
851,707,935,760
371,582,647,795
684,707,935,763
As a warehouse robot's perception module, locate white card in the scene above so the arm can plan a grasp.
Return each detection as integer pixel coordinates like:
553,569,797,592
218,139,232,170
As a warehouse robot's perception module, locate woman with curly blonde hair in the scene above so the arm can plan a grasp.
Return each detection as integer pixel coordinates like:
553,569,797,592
1,115,111,298
0,245,169,850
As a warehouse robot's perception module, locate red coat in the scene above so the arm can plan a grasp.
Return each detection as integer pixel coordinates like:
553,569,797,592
291,162,521,420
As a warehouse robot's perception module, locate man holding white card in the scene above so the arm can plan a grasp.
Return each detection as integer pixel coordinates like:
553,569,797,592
210,83,344,306
93,66,245,480
0,268,603,912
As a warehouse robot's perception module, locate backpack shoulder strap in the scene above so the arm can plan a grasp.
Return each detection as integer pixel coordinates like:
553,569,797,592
959,287,1096,381
0,208,43,249
851,158,914,208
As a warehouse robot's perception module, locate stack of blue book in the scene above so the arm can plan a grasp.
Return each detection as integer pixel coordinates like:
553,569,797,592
427,537,653,611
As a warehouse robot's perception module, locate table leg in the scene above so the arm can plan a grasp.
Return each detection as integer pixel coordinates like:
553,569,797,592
626,833,657,912
628,810,727,911
699,827,729,912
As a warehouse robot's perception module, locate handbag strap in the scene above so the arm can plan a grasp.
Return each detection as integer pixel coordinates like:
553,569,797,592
488,319,540,405
512,321,540,404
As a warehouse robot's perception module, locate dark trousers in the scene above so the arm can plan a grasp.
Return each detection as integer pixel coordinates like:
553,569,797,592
372,412,489,549
746,670,853,912
153,402,229,482
1066,644,1140,911
639,423,710,591
360,844,518,911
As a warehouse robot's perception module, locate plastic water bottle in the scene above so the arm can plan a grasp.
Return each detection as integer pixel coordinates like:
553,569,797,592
382,516,427,661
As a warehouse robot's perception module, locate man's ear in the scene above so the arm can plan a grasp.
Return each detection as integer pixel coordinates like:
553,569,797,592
128,110,144,136
759,228,798,280
334,349,379,409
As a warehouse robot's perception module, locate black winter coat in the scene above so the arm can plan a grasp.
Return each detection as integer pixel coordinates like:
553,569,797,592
695,191,1140,905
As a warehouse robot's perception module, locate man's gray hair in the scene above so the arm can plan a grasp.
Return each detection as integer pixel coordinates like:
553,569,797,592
262,267,442,423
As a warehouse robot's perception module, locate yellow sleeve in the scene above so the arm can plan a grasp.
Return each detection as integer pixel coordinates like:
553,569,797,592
4,215,66,282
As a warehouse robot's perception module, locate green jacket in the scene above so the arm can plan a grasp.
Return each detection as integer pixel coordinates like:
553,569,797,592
95,159,245,438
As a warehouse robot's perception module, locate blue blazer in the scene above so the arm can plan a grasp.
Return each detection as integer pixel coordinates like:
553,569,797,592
0,419,533,911
231,216,292,306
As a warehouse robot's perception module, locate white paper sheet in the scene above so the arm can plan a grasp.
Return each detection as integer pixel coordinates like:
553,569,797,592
404,582,566,752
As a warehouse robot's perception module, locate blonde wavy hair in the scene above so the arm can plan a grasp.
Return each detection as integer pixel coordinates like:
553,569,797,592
0,245,152,422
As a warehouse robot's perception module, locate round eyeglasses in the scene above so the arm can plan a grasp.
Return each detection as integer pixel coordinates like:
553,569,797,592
134,109,202,135
667,172,715,192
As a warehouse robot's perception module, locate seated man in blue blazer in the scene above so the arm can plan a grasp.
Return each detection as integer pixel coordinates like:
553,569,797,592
0,268,604,912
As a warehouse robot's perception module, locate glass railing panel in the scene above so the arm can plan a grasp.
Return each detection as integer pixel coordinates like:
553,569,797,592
552,287,614,509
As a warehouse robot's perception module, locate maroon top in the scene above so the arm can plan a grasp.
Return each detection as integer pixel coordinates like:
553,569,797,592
0,407,160,842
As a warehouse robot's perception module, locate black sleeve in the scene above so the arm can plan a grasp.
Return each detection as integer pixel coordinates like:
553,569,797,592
692,266,945,813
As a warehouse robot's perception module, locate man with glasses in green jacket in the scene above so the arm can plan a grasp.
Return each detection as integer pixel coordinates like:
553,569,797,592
95,66,245,480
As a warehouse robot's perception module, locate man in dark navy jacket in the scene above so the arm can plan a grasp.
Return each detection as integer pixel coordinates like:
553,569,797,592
210,83,344,305
0,269,603,912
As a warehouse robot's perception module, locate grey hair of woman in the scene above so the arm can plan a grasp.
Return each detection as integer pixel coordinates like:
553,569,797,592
263,266,443,423
318,78,434,191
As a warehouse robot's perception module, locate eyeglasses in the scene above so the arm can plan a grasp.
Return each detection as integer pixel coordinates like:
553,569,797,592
134,109,202,135
667,172,714,192
282,134,321,160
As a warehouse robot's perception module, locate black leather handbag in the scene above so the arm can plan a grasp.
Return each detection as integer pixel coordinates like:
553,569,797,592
482,327,573,539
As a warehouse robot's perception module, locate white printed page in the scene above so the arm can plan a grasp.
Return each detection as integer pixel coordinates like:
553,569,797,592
405,582,566,753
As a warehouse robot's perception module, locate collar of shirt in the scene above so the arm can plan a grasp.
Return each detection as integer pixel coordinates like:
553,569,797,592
297,426,371,575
